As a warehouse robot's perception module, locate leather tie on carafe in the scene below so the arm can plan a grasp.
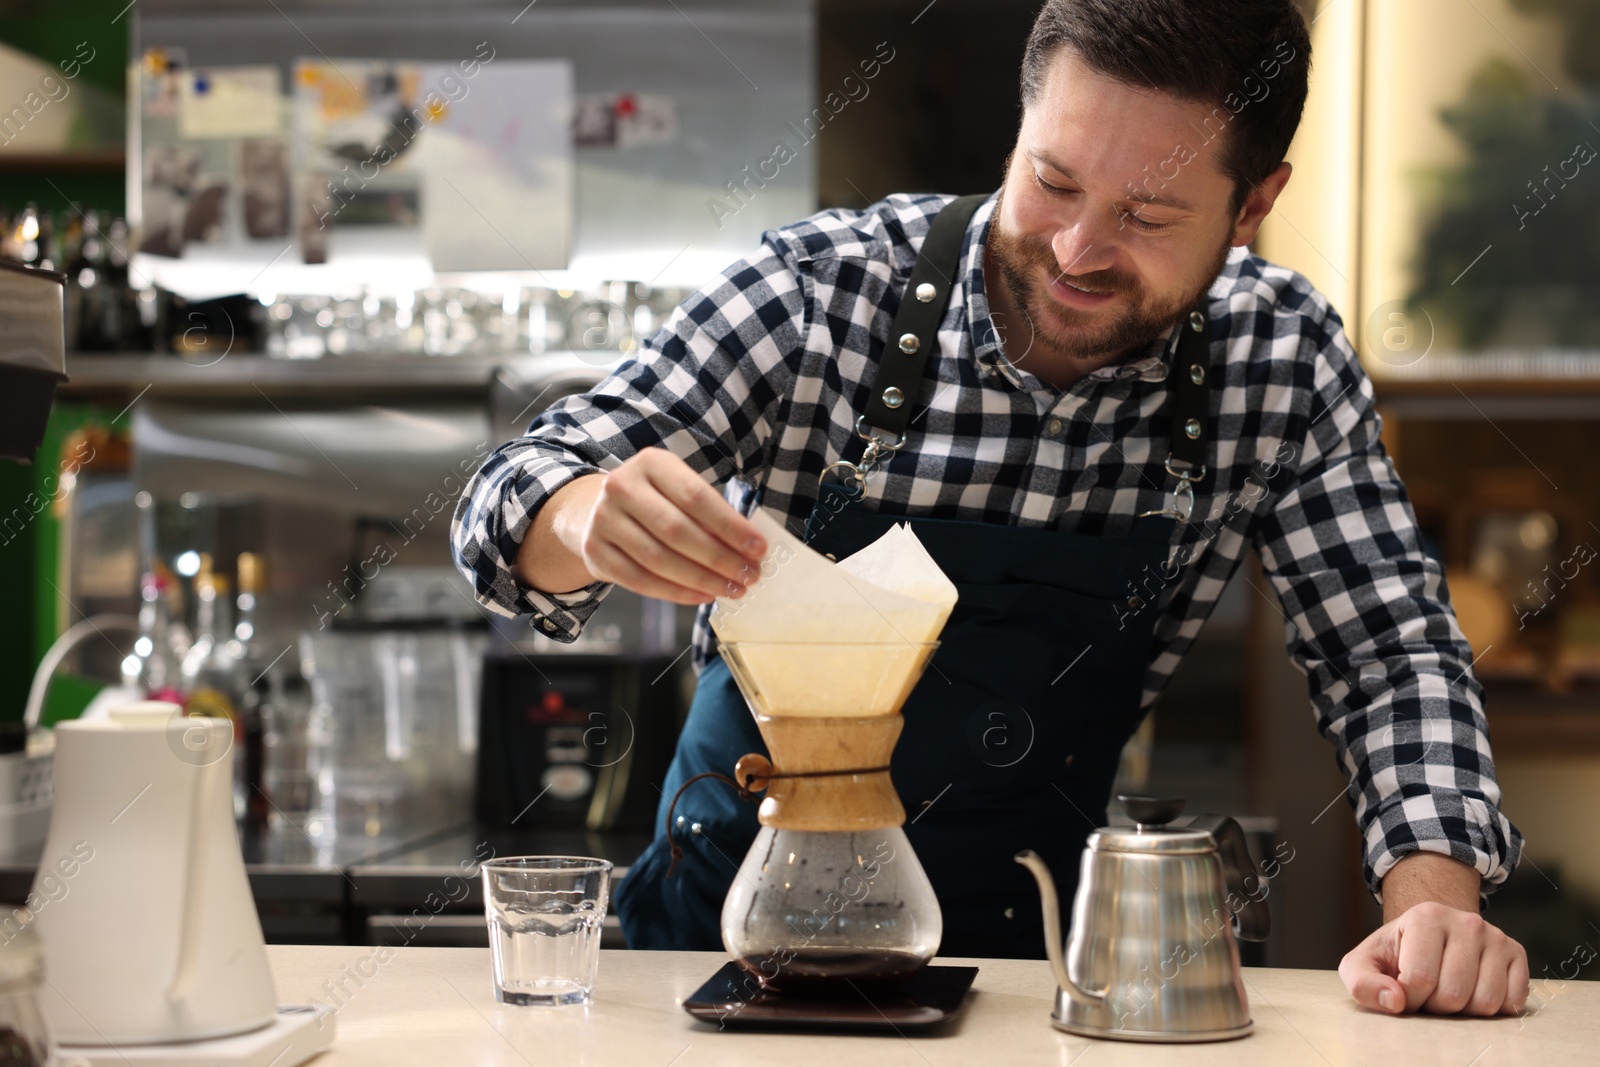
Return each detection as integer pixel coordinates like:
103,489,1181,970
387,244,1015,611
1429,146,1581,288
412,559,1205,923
661,755,893,877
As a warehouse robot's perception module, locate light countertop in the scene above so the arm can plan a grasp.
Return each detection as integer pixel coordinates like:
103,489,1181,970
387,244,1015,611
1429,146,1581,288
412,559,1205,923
265,946,1598,1065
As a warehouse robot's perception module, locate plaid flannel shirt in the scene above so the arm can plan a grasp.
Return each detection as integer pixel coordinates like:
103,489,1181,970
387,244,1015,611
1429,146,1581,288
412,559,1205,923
451,192,1522,898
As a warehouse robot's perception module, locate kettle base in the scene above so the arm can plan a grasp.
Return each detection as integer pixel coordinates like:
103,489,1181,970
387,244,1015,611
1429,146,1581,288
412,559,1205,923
1050,1015,1254,1043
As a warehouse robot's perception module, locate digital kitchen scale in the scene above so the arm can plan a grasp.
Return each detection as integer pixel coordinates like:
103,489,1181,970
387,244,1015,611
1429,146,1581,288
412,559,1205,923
683,962,978,1033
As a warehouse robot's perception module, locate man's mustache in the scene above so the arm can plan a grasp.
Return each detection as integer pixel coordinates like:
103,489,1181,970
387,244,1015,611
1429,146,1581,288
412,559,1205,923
1012,236,1137,295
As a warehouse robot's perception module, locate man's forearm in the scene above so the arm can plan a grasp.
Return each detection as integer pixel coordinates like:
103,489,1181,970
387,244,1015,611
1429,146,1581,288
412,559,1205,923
1380,850,1481,922
512,473,606,594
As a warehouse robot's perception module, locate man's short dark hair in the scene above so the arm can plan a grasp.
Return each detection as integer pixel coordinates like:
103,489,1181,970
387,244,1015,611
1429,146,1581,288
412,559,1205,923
1020,0,1312,212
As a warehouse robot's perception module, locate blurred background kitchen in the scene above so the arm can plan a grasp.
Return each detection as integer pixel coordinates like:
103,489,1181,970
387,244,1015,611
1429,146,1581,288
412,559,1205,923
0,0,1596,978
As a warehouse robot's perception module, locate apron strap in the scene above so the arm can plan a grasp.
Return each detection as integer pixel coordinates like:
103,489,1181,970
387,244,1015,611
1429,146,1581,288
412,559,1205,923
861,193,988,438
1167,308,1211,474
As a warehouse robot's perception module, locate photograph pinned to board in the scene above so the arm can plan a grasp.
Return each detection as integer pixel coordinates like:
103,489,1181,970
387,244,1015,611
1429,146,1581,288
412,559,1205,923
135,55,291,261
293,55,574,272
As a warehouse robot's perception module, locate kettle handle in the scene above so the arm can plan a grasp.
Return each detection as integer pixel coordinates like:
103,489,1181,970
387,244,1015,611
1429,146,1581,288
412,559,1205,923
1187,815,1271,943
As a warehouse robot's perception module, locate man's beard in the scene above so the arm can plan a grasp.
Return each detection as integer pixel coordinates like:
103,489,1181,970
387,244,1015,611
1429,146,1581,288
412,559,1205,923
987,199,1233,365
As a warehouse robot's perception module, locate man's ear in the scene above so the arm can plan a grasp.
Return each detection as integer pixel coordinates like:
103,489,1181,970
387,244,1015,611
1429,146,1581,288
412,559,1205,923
1230,161,1293,247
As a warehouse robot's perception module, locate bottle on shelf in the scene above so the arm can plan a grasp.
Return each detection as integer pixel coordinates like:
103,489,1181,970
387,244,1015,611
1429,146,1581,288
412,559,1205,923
35,209,56,271
13,204,41,268
74,210,111,351
105,215,142,350
121,564,187,705
181,555,250,820
232,552,270,824
62,207,86,346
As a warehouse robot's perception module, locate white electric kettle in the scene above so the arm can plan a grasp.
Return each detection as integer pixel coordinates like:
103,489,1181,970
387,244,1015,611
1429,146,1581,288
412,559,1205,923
29,701,277,1044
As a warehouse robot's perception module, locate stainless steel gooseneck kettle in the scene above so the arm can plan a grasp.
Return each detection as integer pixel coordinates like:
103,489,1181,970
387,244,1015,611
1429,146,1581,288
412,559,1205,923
1016,794,1271,1042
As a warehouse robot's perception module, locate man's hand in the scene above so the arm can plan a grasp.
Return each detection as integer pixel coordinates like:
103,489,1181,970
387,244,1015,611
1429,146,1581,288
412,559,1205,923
1338,852,1528,1016
513,449,767,605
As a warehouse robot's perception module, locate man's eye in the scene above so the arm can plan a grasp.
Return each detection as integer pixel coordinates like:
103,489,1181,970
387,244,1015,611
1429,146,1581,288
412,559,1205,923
1033,172,1071,196
1122,210,1172,233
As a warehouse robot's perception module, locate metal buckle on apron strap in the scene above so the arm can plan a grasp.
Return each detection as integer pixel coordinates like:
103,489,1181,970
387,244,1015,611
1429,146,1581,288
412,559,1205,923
1138,307,1211,524
818,415,909,496
1139,456,1207,523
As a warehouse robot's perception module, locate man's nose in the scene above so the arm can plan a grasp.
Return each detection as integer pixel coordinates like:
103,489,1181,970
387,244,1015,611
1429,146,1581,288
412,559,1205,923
1050,210,1119,277
1056,199,1132,273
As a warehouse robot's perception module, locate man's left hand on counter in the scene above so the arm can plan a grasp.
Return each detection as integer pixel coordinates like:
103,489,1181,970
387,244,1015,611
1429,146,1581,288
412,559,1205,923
1339,851,1529,1017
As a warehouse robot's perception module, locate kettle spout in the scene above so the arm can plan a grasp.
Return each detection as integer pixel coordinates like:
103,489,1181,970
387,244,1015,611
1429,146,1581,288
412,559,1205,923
1014,850,1103,1007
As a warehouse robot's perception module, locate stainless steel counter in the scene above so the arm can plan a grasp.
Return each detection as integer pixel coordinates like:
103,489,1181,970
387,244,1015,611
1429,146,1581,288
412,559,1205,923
0,820,650,947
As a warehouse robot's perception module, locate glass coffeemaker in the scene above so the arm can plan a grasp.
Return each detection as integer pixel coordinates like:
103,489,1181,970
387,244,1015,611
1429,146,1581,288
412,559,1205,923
707,640,944,996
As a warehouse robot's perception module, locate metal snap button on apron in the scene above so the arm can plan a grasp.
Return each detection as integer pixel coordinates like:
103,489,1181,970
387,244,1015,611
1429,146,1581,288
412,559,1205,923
915,282,938,303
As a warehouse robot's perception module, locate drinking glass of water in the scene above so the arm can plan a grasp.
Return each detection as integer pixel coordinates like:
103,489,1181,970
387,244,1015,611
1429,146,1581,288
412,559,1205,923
482,856,613,1006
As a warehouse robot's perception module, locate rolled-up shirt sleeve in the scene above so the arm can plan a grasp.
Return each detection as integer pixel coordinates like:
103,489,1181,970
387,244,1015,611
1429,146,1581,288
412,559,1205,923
450,241,806,639
1252,311,1523,900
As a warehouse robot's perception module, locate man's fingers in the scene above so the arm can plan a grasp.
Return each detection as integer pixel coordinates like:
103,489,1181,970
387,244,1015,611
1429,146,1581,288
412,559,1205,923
1421,914,1487,1015
1394,914,1447,1012
586,540,720,606
1339,934,1406,1014
645,453,766,561
1348,971,1407,1014
1503,948,1530,1016
611,475,755,588
1464,943,1512,1017
601,511,739,601
1340,903,1531,1019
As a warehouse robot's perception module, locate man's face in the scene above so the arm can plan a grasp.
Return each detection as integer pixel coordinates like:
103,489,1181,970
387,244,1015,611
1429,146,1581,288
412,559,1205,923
990,48,1253,366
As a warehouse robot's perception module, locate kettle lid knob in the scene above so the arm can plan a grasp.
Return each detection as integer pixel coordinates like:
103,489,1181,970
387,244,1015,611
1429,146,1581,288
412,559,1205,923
1118,794,1186,827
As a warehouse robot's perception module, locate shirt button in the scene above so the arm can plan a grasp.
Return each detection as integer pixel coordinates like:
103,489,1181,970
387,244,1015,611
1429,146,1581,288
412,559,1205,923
1045,417,1064,437
540,619,557,632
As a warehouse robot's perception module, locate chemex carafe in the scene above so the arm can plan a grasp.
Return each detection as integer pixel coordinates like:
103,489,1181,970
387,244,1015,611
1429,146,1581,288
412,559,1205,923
708,640,943,995
1016,794,1271,1041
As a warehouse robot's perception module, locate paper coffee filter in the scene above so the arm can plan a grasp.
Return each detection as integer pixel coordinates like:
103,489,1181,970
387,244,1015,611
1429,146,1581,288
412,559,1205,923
709,509,957,717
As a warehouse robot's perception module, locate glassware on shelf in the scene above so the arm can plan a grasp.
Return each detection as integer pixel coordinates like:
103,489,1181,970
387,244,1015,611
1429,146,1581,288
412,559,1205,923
298,627,485,840
252,278,696,361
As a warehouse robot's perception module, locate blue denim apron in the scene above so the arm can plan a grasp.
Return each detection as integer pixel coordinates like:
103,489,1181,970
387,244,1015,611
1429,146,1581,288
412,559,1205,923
614,196,1210,958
